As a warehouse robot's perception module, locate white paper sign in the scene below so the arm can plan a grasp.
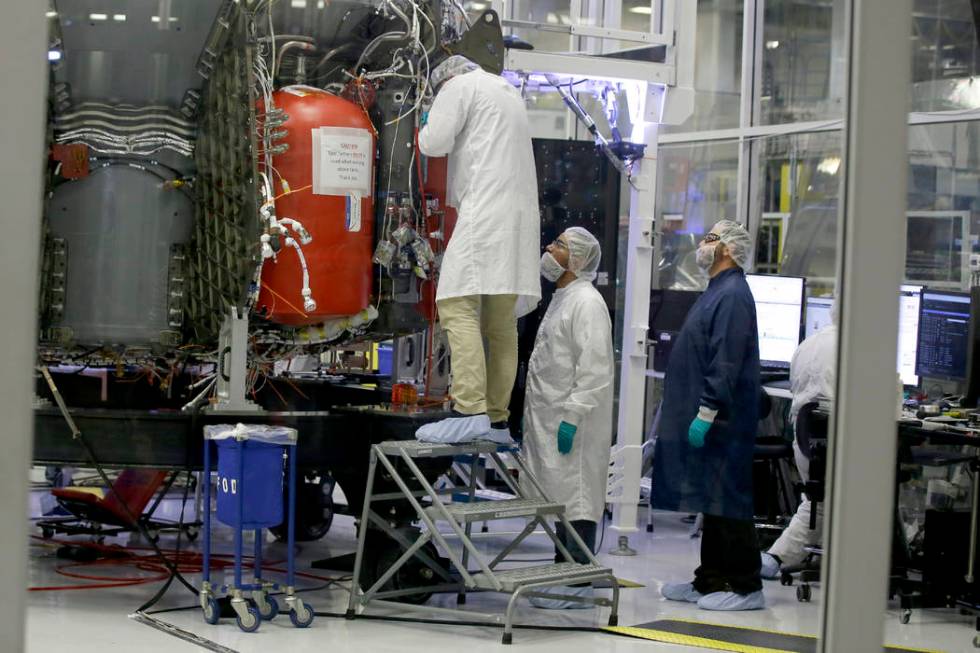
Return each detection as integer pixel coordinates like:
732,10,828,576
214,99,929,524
311,126,373,197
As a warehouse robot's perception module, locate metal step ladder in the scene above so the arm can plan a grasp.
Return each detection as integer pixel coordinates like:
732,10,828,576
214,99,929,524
346,439,620,644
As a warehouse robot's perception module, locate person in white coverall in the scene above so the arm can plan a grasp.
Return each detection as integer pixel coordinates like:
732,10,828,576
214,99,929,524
415,55,541,444
523,227,614,610
760,305,836,578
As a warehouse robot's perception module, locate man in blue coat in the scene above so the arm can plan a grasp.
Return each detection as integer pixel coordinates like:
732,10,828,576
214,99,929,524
653,220,765,611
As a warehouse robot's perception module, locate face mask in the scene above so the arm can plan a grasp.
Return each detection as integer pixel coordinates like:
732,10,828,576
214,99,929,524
695,243,717,271
540,251,566,282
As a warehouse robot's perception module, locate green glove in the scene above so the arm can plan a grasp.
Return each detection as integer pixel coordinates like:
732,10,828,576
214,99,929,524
688,417,711,448
557,421,577,455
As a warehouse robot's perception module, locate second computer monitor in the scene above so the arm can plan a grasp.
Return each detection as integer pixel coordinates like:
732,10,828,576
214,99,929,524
915,289,971,381
746,274,805,369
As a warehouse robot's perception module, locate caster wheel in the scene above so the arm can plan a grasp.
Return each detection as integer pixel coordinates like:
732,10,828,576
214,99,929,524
257,595,279,620
780,573,793,587
797,585,812,602
41,527,54,540
972,633,980,648
146,530,160,544
237,605,261,632
289,601,315,628
501,633,513,645
203,597,220,625
185,528,199,542
900,609,912,625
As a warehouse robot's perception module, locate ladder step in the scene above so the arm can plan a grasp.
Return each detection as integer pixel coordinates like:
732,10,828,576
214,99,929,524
471,563,612,592
427,498,565,523
376,440,510,458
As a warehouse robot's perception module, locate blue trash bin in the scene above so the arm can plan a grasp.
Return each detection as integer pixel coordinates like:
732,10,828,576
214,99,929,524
215,439,285,529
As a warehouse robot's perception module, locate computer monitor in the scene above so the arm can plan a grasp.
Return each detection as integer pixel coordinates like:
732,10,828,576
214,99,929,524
805,297,834,338
745,274,806,369
897,285,923,387
962,287,980,407
915,289,971,382
649,289,702,372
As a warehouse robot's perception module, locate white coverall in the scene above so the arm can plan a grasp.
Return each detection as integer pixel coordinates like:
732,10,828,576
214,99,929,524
522,278,615,523
767,324,836,566
418,69,541,314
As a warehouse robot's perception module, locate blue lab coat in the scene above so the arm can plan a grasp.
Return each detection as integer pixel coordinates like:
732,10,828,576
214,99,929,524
652,267,761,521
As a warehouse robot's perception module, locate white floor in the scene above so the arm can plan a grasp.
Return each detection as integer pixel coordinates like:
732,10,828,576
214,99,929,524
24,490,975,653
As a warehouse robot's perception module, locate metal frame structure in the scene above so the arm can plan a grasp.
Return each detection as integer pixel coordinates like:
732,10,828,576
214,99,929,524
1,3,46,648
346,440,619,645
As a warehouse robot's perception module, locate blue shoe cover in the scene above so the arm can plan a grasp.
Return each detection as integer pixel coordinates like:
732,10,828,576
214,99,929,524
661,582,703,603
697,590,765,611
760,552,780,580
415,414,491,443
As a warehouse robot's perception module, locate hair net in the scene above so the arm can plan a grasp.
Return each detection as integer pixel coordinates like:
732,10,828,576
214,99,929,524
430,55,479,90
711,220,753,269
564,227,602,281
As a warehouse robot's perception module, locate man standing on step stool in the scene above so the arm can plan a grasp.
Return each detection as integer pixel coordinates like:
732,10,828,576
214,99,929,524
522,227,615,610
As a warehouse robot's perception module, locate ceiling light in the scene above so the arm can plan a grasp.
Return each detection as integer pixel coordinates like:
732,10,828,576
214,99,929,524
45,10,57,18
152,16,179,23
629,6,652,15
467,2,487,9
113,14,126,21
765,40,780,49
89,13,107,21
47,50,62,62
290,0,306,7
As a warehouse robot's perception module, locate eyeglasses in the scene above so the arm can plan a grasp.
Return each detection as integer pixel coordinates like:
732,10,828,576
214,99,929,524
702,233,721,243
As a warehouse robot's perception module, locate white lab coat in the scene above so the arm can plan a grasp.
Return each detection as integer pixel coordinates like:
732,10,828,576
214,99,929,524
418,69,541,316
789,324,836,425
522,278,614,523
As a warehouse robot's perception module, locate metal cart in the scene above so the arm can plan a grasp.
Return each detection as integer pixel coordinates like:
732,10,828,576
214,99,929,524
199,424,314,632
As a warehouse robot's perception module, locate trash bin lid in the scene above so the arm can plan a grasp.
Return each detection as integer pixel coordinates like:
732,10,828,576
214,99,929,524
204,423,298,445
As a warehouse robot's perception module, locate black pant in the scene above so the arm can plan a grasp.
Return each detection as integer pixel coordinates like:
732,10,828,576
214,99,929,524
554,520,597,565
692,514,762,595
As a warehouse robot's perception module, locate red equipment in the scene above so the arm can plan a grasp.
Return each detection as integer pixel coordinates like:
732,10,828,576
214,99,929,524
257,87,376,325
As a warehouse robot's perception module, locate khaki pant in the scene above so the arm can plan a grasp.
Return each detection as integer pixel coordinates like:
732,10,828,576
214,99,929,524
437,294,518,422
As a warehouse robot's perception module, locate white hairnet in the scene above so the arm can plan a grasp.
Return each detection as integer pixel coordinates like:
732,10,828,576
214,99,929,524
712,220,753,269
564,227,602,281
430,55,479,90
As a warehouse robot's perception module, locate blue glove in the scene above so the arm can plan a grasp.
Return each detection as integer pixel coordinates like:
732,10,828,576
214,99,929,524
688,418,711,448
557,421,577,455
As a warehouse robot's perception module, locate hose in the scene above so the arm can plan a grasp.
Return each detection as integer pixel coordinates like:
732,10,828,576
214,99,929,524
275,41,318,79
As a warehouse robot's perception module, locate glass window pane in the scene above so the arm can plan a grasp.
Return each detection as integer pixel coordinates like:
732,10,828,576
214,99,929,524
761,0,845,124
657,0,744,133
759,131,843,289
911,0,980,111
653,141,740,288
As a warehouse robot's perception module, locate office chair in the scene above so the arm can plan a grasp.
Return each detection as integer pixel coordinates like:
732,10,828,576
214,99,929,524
778,401,828,602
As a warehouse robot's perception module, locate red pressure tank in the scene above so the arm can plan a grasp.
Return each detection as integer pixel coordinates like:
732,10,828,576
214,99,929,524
256,86,375,326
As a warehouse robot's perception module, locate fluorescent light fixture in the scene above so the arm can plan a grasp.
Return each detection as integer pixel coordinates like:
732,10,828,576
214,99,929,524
467,1,488,9
47,49,62,61
151,16,179,23
817,156,841,175
113,14,126,21
290,0,306,7
317,0,324,7
89,13,108,21
629,5,653,14
765,40,780,49
45,10,57,18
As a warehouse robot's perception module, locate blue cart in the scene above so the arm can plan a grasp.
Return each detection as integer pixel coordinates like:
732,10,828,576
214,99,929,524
200,424,314,632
